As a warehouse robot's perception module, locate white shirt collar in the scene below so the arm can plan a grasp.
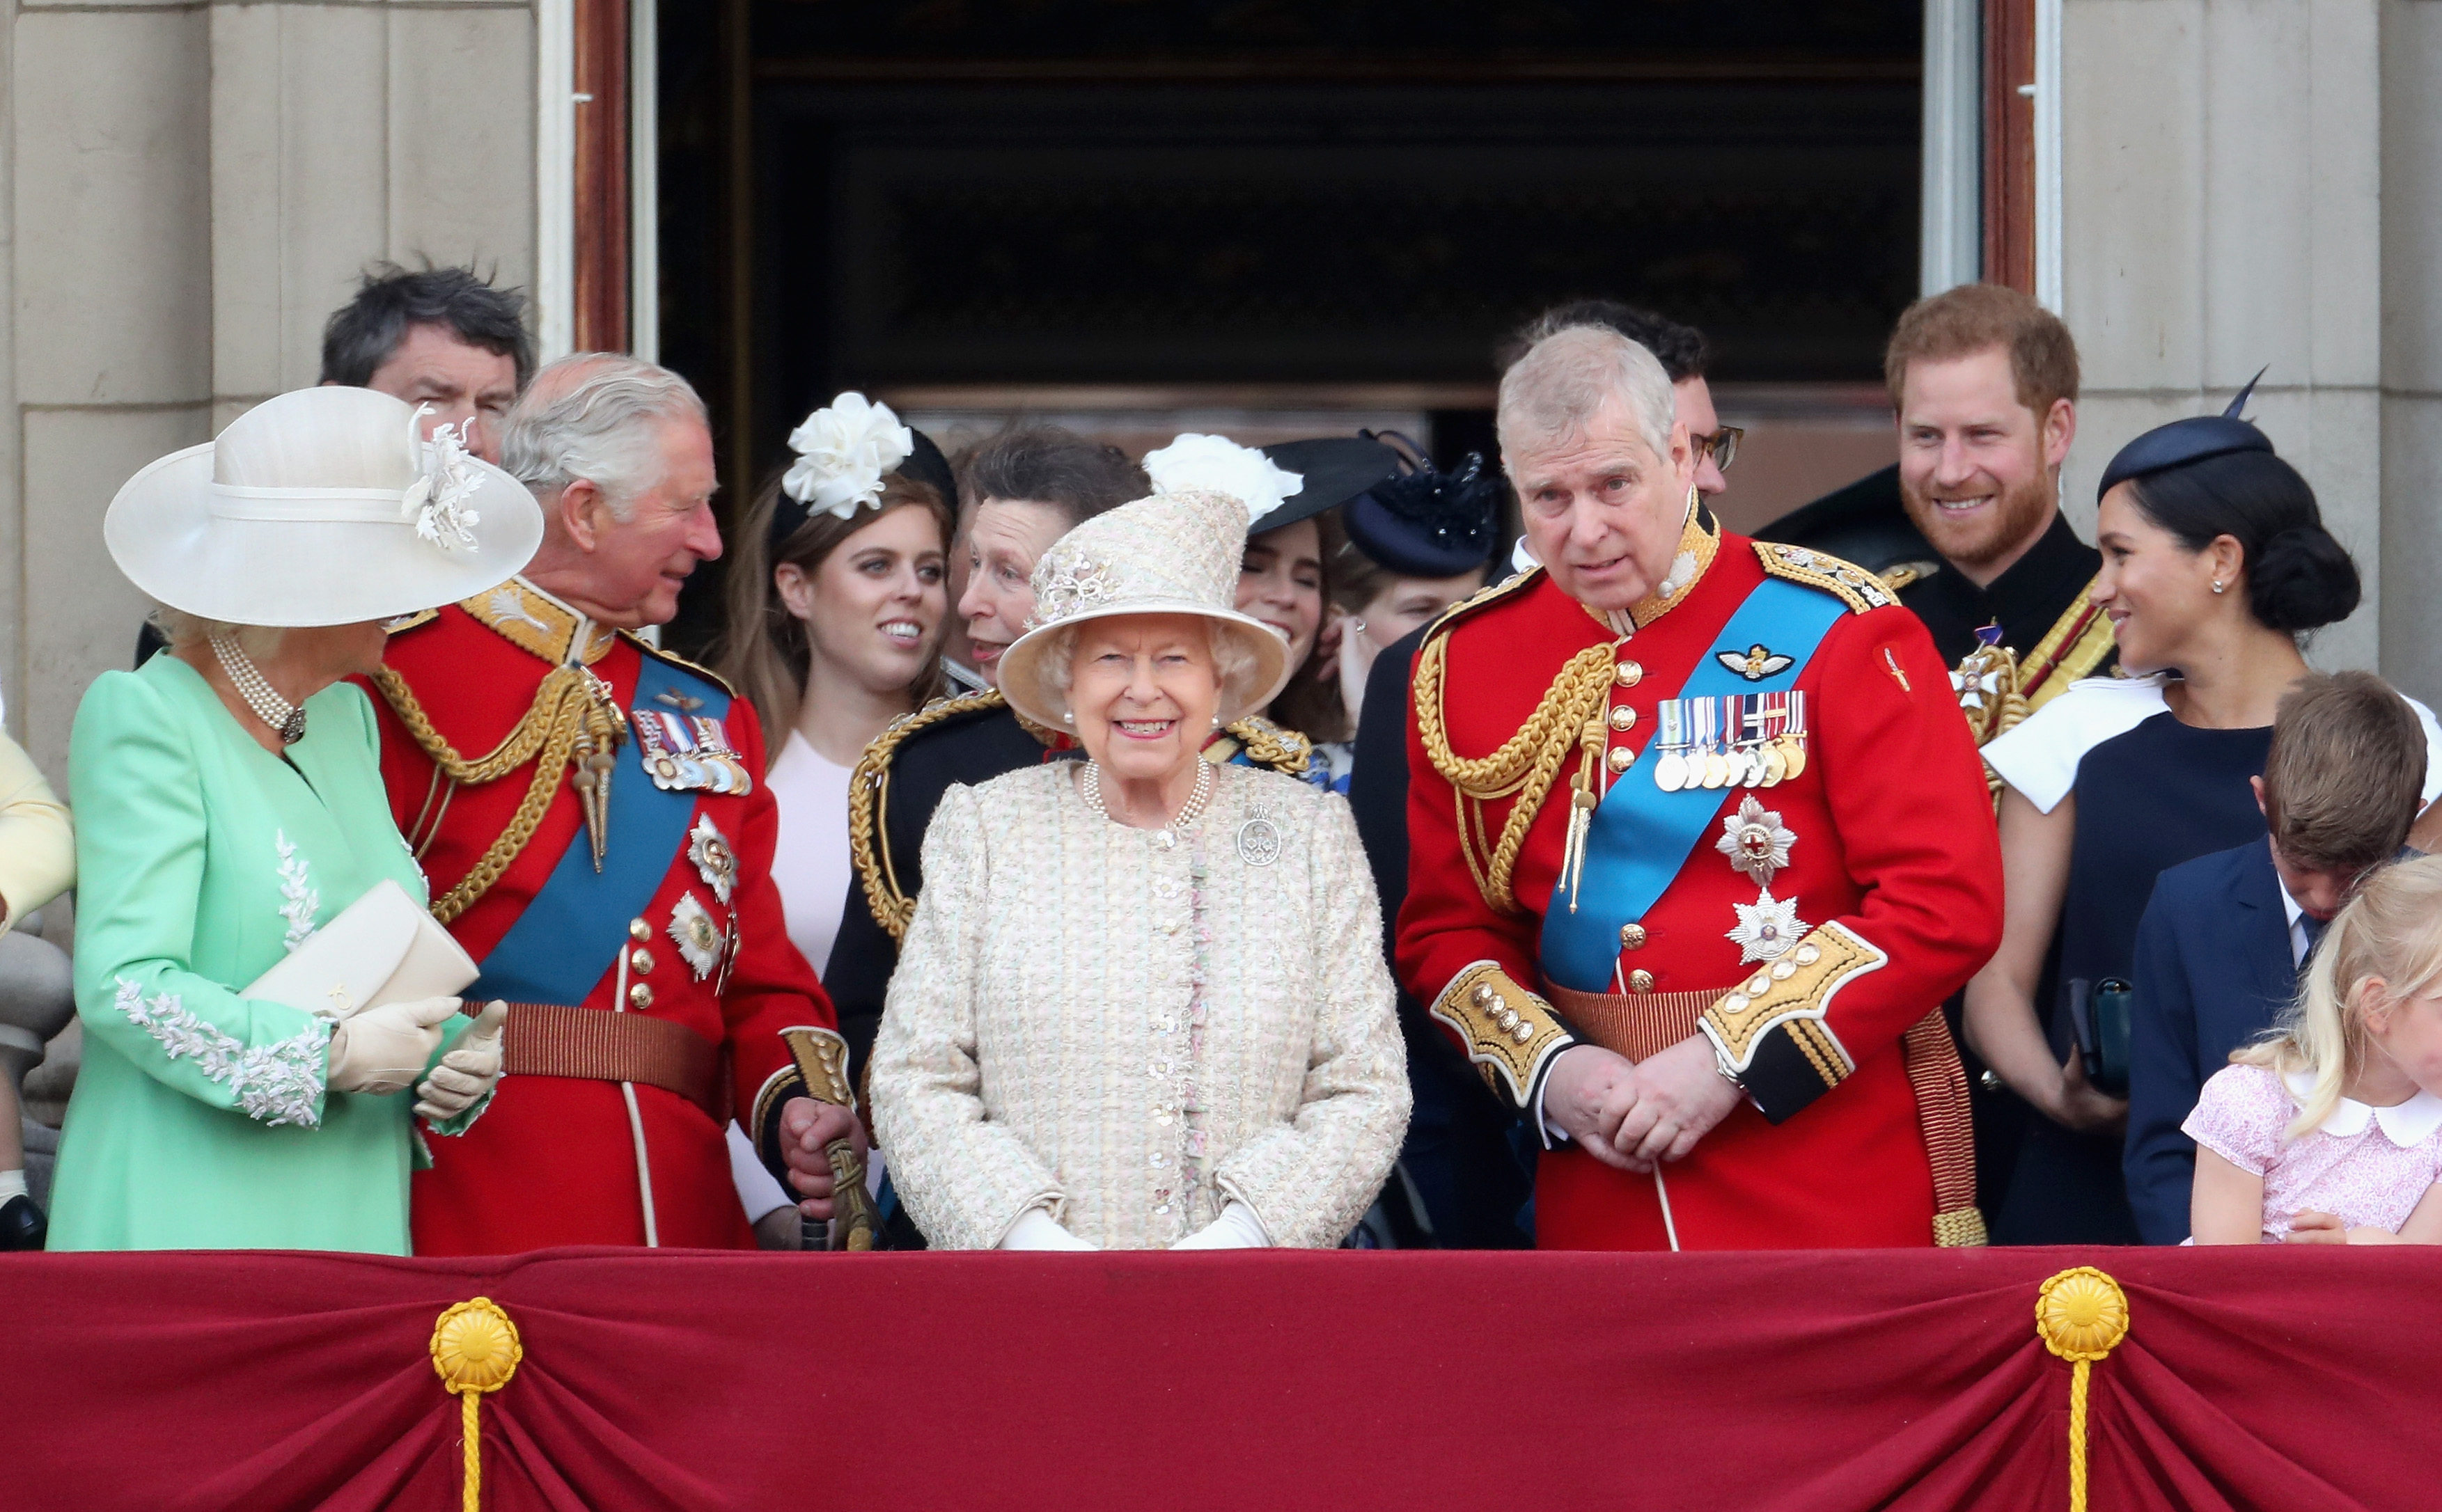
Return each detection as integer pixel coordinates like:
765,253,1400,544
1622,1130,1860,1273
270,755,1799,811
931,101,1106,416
2283,1070,2442,1146
2276,872,2305,930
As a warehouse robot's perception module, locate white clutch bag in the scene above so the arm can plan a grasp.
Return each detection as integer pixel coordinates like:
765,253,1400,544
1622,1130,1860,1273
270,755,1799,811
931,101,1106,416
241,878,479,1021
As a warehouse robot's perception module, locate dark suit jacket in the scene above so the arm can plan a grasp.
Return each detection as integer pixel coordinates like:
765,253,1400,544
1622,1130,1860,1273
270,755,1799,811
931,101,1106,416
2124,837,2299,1243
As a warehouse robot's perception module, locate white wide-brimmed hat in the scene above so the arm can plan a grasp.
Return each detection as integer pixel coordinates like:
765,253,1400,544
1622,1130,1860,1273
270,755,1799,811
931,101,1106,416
997,435,1302,730
106,386,543,628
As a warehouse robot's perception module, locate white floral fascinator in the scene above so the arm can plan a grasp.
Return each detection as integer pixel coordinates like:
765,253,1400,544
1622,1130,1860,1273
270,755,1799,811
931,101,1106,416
783,392,914,520
1144,433,1303,527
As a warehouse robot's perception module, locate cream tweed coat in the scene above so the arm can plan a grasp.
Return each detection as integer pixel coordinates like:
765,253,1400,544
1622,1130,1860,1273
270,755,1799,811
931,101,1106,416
868,760,1410,1250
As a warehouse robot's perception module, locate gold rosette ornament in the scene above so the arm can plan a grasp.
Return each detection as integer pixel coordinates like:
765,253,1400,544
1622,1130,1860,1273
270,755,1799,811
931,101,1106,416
432,1298,524,1512
2035,1267,2130,1512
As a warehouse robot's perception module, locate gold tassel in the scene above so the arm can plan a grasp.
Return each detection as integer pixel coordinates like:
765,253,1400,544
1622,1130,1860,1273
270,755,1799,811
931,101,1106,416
2035,1267,2129,1512
432,1298,523,1512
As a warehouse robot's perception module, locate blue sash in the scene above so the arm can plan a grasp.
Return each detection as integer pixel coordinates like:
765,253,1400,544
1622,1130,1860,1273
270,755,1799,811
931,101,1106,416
1537,577,1845,992
470,656,725,1004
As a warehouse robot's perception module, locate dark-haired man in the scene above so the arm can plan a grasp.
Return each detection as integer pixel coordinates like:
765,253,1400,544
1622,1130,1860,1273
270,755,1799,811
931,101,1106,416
321,262,534,463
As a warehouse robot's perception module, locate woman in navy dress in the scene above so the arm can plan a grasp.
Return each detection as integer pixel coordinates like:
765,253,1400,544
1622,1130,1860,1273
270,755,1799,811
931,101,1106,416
1969,399,2419,1243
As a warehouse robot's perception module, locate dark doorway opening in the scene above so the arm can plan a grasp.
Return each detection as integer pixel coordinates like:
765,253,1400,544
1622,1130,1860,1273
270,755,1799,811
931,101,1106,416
656,1,1923,647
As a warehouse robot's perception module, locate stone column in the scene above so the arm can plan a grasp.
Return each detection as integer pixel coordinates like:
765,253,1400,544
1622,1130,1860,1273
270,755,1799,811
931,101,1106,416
2060,0,2395,682
2,0,538,783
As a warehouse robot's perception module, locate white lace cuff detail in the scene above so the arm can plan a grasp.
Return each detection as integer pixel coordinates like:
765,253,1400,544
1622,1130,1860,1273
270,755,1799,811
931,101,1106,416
114,976,329,1128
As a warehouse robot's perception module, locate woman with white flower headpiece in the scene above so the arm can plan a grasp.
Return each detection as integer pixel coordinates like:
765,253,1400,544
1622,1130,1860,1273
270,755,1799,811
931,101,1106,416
715,391,957,982
47,385,542,1251
867,437,1411,1250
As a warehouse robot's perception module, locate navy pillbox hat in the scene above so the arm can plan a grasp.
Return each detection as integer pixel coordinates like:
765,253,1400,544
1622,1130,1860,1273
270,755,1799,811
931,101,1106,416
1344,451,1504,576
2097,368,2275,500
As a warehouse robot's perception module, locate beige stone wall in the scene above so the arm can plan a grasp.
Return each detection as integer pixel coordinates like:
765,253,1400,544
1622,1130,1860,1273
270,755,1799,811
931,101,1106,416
2061,0,2433,692
1,0,536,787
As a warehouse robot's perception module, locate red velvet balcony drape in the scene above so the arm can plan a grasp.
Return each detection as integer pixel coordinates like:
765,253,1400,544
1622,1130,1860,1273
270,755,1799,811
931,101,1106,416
3,1245,2425,1511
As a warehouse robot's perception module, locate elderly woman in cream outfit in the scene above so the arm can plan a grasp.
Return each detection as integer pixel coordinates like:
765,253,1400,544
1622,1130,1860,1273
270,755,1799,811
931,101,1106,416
868,438,1409,1250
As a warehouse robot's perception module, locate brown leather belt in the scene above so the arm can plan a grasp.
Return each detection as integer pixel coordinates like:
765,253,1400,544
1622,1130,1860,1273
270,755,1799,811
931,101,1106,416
491,1001,725,1124
1544,983,1730,1062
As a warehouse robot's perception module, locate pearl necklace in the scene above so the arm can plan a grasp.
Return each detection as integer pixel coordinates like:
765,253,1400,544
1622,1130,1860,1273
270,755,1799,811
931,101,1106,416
210,633,306,746
1081,757,1214,850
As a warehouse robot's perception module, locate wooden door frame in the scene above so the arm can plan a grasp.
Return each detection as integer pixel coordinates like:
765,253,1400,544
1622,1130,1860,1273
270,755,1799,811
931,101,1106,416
1982,0,2036,293
572,0,632,354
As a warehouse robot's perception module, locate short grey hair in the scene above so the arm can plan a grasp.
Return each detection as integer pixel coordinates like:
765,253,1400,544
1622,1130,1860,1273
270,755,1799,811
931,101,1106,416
1040,617,1263,718
501,353,707,519
1496,325,1678,464
150,608,283,659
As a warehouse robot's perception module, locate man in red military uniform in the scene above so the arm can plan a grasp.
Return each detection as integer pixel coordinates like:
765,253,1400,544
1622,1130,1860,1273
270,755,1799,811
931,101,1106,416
367,354,863,1254
1399,326,2003,1249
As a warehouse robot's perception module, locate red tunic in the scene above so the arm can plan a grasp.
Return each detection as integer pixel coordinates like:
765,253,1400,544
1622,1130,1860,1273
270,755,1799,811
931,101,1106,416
366,581,835,1254
1397,519,2003,1250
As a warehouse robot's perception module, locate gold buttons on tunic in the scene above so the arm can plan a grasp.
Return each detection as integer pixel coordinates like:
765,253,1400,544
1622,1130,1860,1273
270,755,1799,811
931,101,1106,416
1606,746,1634,774
1615,661,1643,688
629,947,655,974
1619,922,1647,950
1627,969,1656,994
1608,705,1637,732
627,983,654,1009
628,918,651,943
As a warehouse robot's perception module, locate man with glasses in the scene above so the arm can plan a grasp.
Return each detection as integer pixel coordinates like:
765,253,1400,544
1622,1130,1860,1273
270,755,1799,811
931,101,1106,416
1346,301,1737,1249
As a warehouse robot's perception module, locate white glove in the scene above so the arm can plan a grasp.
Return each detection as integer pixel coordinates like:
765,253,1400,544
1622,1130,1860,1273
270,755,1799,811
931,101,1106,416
999,1206,1098,1251
327,995,461,1096
1169,1202,1271,1251
414,1000,507,1123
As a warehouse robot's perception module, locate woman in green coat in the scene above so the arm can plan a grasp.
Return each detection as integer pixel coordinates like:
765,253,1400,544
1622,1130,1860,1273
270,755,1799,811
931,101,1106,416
47,384,543,1252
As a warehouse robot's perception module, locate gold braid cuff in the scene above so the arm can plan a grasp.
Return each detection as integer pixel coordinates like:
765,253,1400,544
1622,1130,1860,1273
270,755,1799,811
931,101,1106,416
847,689,1012,944
1700,921,1884,1108
1414,631,1615,915
751,1024,857,1149
1426,960,1578,1110
371,662,622,924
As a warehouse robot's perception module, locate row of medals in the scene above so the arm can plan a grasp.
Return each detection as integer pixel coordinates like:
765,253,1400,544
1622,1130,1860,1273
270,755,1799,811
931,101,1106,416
1650,734,1808,794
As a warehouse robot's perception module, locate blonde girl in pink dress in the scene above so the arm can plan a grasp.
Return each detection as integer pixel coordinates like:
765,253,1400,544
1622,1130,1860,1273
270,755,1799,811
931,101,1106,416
2187,854,2442,1245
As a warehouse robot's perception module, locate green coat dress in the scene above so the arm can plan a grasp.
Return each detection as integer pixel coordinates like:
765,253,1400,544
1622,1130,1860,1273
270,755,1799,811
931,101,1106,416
48,654,476,1252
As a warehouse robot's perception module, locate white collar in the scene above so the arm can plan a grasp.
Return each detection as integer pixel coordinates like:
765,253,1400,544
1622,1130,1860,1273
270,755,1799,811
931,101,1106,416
2275,871,2305,931
2283,1070,2442,1145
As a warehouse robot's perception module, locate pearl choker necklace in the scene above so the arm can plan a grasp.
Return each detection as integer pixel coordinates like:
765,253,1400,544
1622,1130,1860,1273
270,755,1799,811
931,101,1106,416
210,633,306,746
1081,758,1214,850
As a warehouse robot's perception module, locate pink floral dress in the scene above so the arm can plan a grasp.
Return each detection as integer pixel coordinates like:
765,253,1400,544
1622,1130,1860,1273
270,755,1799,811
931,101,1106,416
2183,1063,2442,1242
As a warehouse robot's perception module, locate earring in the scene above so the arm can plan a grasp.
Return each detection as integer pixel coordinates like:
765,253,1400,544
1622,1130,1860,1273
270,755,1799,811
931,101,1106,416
1061,710,1074,725
1212,715,1222,729
2212,581,2227,595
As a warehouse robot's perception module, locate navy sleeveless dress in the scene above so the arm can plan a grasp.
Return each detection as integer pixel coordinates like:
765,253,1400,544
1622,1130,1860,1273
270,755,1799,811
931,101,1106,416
1989,709,2272,1245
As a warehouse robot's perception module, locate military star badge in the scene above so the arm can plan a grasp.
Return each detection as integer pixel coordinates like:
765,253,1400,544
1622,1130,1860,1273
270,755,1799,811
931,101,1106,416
687,815,737,904
1715,795,1797,888
1728,888,1809,963
668,891,723,981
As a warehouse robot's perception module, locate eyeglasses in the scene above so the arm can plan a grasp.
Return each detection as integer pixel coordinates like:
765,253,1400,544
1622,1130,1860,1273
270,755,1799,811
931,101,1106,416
1693,426,1744,472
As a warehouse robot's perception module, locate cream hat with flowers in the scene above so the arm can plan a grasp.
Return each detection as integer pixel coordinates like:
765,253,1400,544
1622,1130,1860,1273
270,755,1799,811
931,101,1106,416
105,386,542,628
996,435,1302,730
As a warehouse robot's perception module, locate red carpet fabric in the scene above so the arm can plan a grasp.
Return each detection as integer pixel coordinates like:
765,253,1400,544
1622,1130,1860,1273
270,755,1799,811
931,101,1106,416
3,1245,2426,1511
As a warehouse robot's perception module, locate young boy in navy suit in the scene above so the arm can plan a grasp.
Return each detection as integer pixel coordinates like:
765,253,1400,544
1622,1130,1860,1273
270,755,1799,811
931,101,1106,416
2124,671,2431,1243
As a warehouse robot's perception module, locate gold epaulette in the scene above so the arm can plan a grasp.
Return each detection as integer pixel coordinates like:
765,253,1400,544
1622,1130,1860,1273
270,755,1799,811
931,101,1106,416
1214,714,1312,777
1754,542,1899,615
847,688,1013,943
1420,563,1545,647
1877,559,1941,594
619,629,739,699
